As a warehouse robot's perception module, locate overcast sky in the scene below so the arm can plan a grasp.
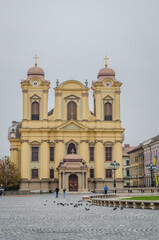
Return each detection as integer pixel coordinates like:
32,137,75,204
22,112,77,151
0,0,159,158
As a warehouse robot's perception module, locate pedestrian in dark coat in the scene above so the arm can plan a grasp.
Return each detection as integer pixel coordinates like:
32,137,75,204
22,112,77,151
55,187,59,198
63,188,66,198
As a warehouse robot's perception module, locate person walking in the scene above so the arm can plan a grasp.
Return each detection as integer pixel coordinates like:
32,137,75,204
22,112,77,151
63,188,66,198
55,187,59,198
104,185,108,194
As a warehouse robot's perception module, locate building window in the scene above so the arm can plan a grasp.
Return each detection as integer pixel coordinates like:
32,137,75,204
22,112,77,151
106,169,112,178
50,147,54,161
90,169,94,178
31,102,39,120
67,101,77,120
105,147,112,161
126,169,130,177
32,169,38,179
50,169,54,179
67,143,76,154
90,147,94,162
32,147,38,161
126,160,129,166
104,102,112,121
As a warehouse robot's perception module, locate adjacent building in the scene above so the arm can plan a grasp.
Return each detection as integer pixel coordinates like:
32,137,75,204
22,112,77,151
143,135,159,187
122,144,135,187
128,144,144,187
8,58,124,193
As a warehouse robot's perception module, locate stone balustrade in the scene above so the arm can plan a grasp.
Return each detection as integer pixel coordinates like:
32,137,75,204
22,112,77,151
91,198,159,210
94,187,159,194
82,194,116,202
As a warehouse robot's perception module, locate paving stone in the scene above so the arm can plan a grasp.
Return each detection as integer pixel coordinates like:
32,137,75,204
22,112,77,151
0,193,159,240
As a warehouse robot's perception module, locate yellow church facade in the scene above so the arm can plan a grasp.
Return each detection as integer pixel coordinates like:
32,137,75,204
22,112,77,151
8,58,124,193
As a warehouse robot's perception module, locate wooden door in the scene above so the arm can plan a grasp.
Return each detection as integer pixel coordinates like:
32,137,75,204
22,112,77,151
69,174,78,191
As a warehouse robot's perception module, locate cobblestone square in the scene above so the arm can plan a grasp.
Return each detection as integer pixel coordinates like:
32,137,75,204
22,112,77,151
0,193,159,240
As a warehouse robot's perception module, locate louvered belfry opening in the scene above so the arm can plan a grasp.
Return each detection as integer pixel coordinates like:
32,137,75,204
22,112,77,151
104,102,112,121
67,101,77,120
31,102,39,120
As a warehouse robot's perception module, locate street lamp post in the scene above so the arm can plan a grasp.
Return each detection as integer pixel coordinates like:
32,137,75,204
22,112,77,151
110,160,120,188
146,163,157,187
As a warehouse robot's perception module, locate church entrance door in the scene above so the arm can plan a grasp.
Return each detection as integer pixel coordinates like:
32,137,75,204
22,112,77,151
69,174,78,191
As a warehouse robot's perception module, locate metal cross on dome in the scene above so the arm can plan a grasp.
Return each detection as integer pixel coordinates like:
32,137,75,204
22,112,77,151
33,54,39,66
56,79,59,87
85,79,88,87
104,56,109,67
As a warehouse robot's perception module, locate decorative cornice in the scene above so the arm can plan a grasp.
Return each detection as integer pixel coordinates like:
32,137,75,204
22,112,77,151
89,141,95,147
43,90,48,93
115,140,123,143
55,92,62,96
65,139,79,147
49,142,55,147
21,140,29,143
81,93,88,97
10,148,18,151
80,140,89,143
103,141,114,147
41,140,49,143
94,90,101,94
30,141,40,146
23,90,28,93
95,140,103,143
54,140,64,143
64,94,80,100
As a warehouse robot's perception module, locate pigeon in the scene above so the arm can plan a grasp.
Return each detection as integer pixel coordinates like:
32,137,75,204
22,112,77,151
53,201,56,203
46,200,48,202
74,204,78,207
44,204,47,206
85,207,90,211
113,207,117,210
120,207,123,210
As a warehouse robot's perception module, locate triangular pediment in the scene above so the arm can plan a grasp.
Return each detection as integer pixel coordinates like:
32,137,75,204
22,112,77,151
64,94,80,100
64,123,81,130
30,94,40,100
57,121,88,130
103,95,113,100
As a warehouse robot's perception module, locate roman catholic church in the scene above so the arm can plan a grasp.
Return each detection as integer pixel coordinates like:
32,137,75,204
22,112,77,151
8,56,124,193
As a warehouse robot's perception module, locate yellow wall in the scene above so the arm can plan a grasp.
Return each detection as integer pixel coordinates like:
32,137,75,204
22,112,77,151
9,71,124,185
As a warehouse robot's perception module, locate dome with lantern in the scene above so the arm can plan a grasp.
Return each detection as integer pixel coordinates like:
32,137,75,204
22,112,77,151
93,57,120,83
27,66,44,76
21,55,50,83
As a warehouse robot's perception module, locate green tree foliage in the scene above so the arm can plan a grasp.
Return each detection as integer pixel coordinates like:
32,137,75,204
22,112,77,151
0,159,21,190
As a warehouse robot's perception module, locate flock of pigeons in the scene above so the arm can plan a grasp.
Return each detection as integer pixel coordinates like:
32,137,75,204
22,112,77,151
43,198,124,211
43,199,92,211
113,207,123,210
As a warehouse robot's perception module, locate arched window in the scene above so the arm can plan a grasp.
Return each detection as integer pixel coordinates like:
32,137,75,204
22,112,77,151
31,102,39,120
67,101,77,120
67,143,76,154
104,102,112,121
